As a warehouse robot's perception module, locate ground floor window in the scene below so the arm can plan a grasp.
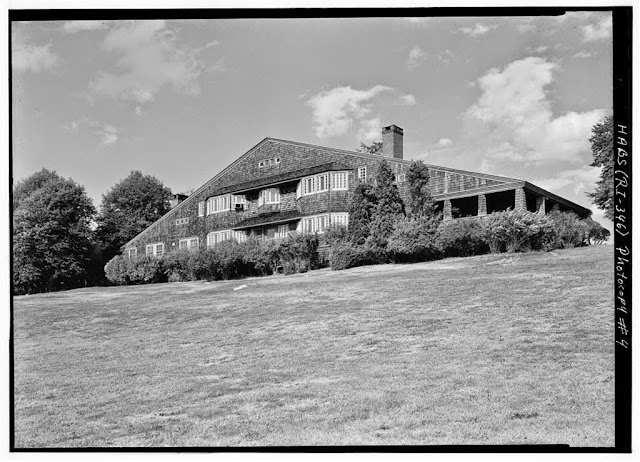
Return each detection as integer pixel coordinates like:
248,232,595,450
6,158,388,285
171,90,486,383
145,242,164,257
179,237,199,250
275,224,290,239
125,247,137,259
207,230,231,248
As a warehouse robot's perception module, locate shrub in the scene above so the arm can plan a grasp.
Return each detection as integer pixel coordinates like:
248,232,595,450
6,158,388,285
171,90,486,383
320,224,349,246
387,216,441,263
162,249,194,282
244,239,280,276
584,217,611,244
330,241,387,270
480,210,554,253
278,232,320,274
213,240,247,280
126,255,166,284
545,210,590,249
437,218,489,258
104,255,130,285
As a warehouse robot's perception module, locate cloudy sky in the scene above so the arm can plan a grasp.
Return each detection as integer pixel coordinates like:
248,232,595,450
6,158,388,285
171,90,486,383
12,11,613,226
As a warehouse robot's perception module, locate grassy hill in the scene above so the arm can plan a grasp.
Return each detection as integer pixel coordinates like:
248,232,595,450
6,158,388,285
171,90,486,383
13,245,614,447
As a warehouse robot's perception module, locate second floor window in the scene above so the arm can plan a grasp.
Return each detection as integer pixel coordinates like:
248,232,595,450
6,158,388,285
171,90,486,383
259,188,280,205
179,237,199,250
207,194,231,215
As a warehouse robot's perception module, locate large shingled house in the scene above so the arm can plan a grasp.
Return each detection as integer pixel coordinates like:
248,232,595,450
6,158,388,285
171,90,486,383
121,125,591,258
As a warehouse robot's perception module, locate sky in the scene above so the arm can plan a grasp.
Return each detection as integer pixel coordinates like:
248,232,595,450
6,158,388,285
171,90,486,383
11,11,614,228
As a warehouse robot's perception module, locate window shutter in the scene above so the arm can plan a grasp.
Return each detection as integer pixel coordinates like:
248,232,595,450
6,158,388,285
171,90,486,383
258,190,264,206
296,181,301,199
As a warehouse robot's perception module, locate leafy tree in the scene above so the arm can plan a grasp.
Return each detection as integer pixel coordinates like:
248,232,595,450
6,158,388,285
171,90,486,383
96,171,172,263
13,169,96,294
406,160,436,218
369,159,405,248
358,141,383,155
587,115,614,220
347,181,377,245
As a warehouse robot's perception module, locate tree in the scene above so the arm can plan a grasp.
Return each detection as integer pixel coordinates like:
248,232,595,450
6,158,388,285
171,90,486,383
406,160,436,218
357,141,382,156
96,171,172,263
587,115,614,220
369,159,406,248
347,181,377,245
13,169,96,294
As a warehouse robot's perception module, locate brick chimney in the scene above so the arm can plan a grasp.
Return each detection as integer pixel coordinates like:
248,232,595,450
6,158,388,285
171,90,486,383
382,124,403,159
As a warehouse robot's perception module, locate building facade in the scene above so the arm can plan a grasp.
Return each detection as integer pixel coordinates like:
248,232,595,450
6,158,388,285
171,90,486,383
122,125,591,258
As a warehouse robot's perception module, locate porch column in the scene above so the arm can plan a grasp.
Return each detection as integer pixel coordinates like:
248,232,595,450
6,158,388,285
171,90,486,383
443,199,452,220
536,196,546,215
478,194,487,216
515,188,526,211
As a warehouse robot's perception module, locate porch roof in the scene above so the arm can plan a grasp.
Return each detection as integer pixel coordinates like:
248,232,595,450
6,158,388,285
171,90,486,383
232,210,303,230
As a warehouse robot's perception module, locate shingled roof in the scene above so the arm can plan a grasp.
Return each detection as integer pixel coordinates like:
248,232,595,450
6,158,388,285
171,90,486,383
232,210,302,230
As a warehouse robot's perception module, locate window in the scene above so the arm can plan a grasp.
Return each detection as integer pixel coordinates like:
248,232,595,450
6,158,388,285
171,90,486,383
317,174,328,192
396,173,406,183
275,157,281,164
259,188,280,205
179,237,199,250
176,217,189,226
206,194,232,215
300,172,336,196
232,194,246,205
358,166,367,182
331,213,349,227
125,247,137,259
198,201,205,217
233,230,247,243
258,161,264,168
146,242,164,257
276,224,289,239
207,230,231,248
332,172,348,190
303,177,314,195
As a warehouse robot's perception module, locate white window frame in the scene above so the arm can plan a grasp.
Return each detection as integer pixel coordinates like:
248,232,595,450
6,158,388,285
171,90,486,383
232,230,247,243
396,173,406,184
176,217,189,226
146,242,164,257
207,230,232,248
206,194,232,215
179,237,199,251
332,172,349,190
198,201,205,217
276,224,290,240
260,188,280,205
301,213,349,234
125,247,137,259
358,166,367,182
301,172,334,196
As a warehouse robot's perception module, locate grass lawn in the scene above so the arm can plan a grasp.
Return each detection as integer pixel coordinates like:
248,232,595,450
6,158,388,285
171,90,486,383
13,245,614,447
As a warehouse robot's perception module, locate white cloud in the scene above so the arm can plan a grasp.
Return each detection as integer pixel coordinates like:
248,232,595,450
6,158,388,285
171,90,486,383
407,45,426,69
517,24,536,33
533,166,600,197
437,138,453,148
357,117,382,143
62,21,110,33
572,50,594,59
460,23,498,37
526,45,549,54
306,85,393,138
63,118,120,145
465,56,606,164
89,20,211,105
13,42,59,73
398,93,416,106
582,16,612,42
